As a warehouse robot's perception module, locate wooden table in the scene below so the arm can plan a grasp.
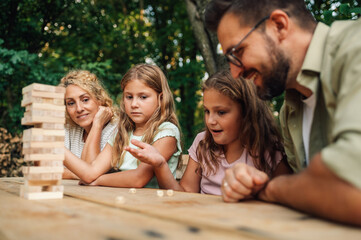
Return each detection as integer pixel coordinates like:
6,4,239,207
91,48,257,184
0,178,360,240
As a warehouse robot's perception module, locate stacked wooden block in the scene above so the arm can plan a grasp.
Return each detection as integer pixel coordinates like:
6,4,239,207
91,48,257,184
20,83,66,200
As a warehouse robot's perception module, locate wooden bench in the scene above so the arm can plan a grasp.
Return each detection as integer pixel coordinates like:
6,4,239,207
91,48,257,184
176,154,189,180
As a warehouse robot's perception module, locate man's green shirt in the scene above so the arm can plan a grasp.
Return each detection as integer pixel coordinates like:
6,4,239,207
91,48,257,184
280,19,361,189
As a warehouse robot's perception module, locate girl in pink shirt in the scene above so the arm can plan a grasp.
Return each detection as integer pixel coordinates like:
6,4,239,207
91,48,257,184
126,71,291,198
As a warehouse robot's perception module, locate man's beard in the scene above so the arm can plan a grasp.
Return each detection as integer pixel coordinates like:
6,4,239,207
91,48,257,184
256,36,290,101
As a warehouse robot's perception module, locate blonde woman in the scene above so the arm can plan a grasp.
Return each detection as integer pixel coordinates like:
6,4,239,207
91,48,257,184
63,64,182,188
60,70,118,179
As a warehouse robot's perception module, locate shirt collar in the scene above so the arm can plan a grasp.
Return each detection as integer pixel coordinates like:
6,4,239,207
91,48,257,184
286,23,329,108
294,22,330,96
300,22,330,74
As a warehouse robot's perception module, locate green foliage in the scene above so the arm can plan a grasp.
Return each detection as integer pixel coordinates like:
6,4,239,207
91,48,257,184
322,3,361,24
0,0,206,151
169,60,204,148
0,39,59,133
305,0,360,25
3,0,358,150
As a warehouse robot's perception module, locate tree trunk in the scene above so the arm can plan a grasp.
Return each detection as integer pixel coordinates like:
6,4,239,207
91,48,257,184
185,0,227,75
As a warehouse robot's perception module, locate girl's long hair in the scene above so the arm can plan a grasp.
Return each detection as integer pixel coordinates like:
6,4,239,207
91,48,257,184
196,71,285,176
60,70,118,125
112,64,181,167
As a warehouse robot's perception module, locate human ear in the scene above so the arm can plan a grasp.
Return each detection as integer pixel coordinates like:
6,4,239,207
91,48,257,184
267,10,289,42
158,93,163,107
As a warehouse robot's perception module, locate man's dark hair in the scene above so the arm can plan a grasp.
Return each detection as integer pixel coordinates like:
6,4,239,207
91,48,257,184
205,0,316,32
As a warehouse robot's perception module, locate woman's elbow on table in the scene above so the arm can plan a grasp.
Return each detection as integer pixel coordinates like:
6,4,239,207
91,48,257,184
81,176,96,184
80,170,102,184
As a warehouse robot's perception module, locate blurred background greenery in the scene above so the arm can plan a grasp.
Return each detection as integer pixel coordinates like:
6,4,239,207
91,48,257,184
0,0,360,165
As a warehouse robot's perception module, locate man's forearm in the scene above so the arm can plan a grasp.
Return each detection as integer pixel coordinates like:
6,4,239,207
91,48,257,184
261,153,361,226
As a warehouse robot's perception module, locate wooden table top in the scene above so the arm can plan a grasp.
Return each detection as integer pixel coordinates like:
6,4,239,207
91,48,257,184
0,177,360,240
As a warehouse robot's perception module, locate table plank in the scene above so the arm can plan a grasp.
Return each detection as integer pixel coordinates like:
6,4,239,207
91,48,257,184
60,179,361,240
0,178,253,240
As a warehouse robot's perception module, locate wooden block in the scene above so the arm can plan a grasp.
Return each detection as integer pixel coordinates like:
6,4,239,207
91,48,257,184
22,134,65,142
25,103,65,112
26,192,63,200
24,109,65,118
23,141,64,149
21,185,43,193
22,166,64,174
23,147,64,155
23,181,64,192
20,186,63,200
22,83,65,94
21,96,64,107
24,172,62,181
24,154,64,161
23,128,65,142
25,179,62,186
33,160,63,167
24,128,65,136
44,185,64,192
21,115,65,125
24,108,65,118
34,123,65,130
23,89,65,99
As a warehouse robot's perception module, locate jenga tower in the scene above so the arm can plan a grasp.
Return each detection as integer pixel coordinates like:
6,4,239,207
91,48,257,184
20,83,66,200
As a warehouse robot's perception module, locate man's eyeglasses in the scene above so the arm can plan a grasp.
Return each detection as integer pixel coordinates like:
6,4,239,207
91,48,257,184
225,16,270,68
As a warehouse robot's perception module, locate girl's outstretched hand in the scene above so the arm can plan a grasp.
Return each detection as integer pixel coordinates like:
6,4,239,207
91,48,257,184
221,163,269,202
124,139,166,167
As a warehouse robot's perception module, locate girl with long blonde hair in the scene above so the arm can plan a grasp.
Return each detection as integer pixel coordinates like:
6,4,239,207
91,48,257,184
64,64,182,188
126,70,291,195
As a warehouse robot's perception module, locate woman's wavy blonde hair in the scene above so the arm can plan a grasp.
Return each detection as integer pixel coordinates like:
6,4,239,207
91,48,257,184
59,70,118,126
112,64,181,168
